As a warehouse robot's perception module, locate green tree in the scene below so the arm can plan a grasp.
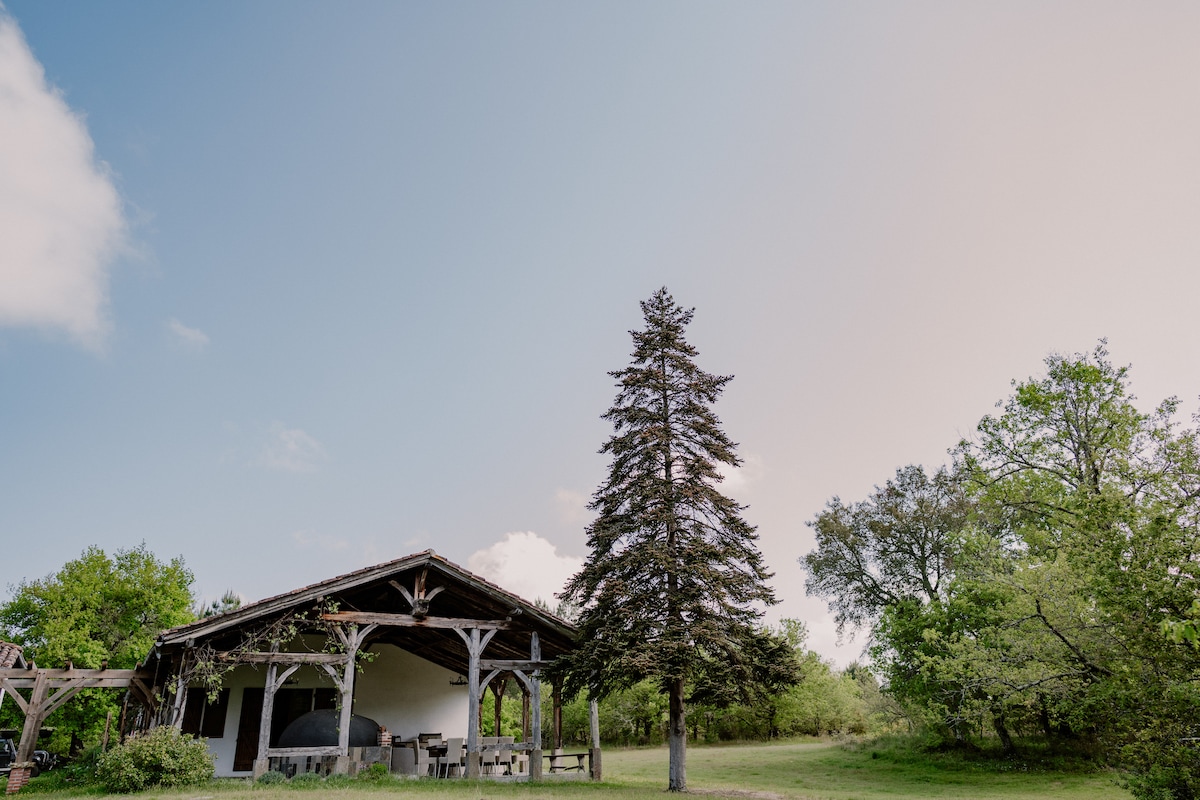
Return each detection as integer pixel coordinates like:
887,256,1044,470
561,288,781,791
805,464,970,633
955,342,1200,784
194,589,242,619
805,342,1200,796
0,543,195,749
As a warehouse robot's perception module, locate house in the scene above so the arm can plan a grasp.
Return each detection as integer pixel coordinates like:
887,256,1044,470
147,550,597,779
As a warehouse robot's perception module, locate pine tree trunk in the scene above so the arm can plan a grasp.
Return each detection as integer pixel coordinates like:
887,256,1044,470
668,676,687,791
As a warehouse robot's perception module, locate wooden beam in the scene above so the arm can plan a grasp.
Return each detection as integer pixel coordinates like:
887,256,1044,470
43,680,90,718
480,659,553,671
128,678,156,709
16,671,48,764
0,668,143,685
0,679,29,714
216,652,346,665
267,745,342,757
322,611,511,630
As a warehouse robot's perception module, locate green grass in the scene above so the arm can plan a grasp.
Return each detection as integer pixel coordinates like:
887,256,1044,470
7,738,1132,800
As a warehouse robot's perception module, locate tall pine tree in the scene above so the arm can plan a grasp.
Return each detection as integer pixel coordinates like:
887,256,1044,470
561,288,778,791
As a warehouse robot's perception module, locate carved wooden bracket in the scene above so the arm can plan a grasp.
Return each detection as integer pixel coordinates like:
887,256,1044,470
390,568,446,618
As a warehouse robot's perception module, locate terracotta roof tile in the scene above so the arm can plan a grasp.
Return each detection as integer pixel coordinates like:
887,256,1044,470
0,642,25,668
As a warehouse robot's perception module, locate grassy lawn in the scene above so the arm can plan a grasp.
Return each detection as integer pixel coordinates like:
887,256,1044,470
9,739,1132,800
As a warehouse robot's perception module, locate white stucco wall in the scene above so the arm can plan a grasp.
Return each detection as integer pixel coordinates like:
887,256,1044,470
353,643,470,742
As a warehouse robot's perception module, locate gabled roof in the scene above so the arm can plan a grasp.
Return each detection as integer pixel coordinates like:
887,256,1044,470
155,550,577,673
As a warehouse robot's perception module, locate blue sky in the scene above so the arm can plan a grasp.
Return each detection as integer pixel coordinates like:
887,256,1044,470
4,2,1200,665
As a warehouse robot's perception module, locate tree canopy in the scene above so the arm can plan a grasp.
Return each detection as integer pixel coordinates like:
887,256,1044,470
0,543,196,751
562,287,790,791
802,342,1200,798
1,543,195,669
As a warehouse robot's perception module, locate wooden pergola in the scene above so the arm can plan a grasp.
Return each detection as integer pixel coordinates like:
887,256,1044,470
0,660,155,793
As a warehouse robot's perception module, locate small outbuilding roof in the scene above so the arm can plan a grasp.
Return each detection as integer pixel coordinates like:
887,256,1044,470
0,642,25,669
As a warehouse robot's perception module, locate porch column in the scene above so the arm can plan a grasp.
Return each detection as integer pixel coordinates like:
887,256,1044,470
521,688,530,743
491,678,506,736
456,627,497,779
552,682,563,750
15,670,48,766
528,633,542,780
170,669,187,729
589,698,601,780
331,623,376,774
252,661,278,779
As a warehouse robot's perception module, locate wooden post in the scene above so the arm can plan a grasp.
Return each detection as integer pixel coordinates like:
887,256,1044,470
170,669,187,729
336,629,356,771
253,661,278,779
521,687,530,743
491,678,506,736
117,692,129,745
101,711,113,752
552,683,563,750
15,671,48,765
331,623,375,775
456,627,497,779
589,698,602,780
528,633,542,780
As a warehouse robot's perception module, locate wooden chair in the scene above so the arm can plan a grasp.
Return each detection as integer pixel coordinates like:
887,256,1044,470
496,736,515,775
413,740,436,777
439,738,465,777
480,736,498,774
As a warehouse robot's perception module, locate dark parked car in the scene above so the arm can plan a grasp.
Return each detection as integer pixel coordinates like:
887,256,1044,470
0,738,55,777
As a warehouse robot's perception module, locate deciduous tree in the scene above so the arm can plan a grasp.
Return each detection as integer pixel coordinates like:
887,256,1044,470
0,543,195,749
803,342,1200,798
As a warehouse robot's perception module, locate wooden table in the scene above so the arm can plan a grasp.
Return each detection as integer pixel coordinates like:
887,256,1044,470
546,751,587,772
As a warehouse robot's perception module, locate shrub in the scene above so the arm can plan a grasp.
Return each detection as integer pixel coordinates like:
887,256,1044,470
95,726,214,793
356,762,390,781
256,770,287,785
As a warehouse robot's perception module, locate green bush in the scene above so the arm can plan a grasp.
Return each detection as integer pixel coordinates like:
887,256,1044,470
356,762,390,781
95,726,214,793
255,770,287,785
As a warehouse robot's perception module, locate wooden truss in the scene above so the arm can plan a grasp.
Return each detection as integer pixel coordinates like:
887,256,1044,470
0,667,154,765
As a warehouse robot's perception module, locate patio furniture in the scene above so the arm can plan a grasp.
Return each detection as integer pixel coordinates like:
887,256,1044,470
547,748,587,773
496,736,515,775
480,736,498,774
440,738,465,778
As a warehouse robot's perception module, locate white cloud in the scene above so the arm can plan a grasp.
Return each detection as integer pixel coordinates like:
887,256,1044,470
167,318,209,350
0,13,125,348
554,488,590,527
717,452,764,494
467,531,583,606
260,422,325,472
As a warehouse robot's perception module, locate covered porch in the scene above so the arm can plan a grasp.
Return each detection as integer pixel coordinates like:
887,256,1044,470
151,551,599,780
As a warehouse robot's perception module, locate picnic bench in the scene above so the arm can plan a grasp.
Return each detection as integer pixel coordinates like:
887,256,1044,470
546,749,587,772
